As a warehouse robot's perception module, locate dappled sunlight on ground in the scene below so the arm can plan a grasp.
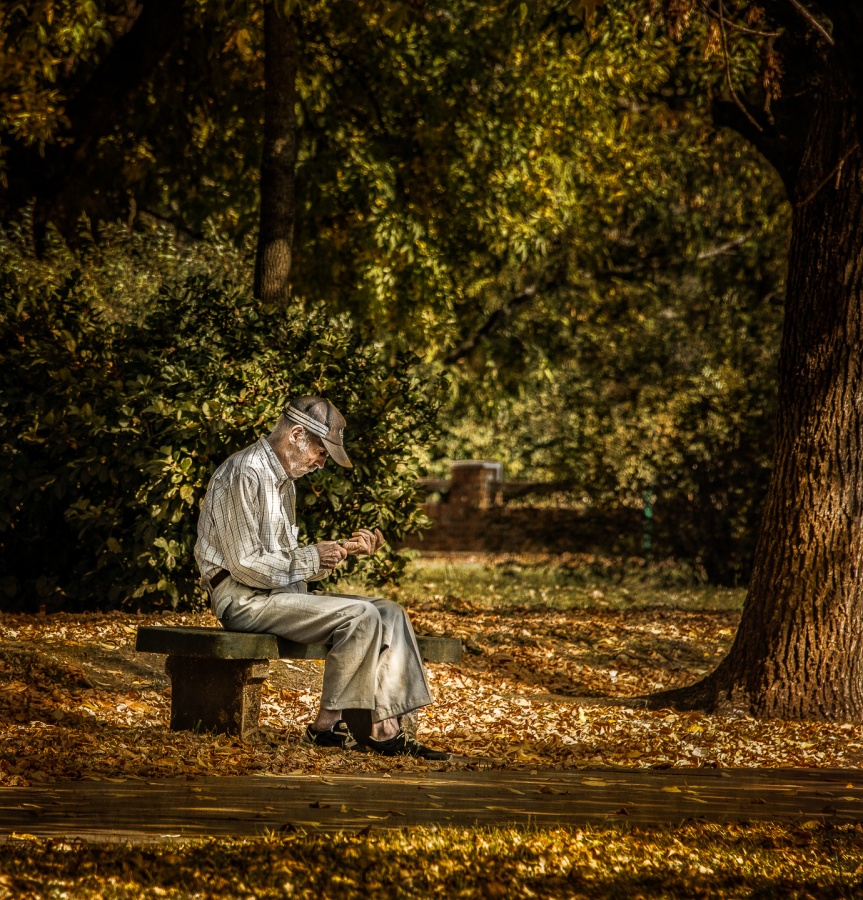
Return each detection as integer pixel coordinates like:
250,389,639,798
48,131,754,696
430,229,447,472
3,591,863,786
4,823,863,899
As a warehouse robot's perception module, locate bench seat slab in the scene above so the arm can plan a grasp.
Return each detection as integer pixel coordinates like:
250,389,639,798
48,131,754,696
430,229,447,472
137,626,281,660
136,626,461,663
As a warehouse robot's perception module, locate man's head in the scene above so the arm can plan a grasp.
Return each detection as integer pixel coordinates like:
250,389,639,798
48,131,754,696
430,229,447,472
267,396,352,478
284,397,352,468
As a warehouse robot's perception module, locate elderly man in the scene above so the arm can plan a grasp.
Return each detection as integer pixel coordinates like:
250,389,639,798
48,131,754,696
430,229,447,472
194,396,448,759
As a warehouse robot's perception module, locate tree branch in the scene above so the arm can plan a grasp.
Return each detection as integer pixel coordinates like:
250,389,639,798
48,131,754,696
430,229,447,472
718,0,763,133
704,1,829,197
700,2,780,38
601,231,755,279
786,0,834,45
796,142,861,207
443,285,540,365
696,232,754,260
711,99,802,195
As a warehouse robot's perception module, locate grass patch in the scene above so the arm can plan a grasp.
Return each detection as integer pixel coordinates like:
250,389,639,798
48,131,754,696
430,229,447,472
348,554,746,612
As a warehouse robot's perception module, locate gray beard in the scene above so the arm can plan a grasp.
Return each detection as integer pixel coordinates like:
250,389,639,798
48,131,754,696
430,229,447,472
284,433,315,479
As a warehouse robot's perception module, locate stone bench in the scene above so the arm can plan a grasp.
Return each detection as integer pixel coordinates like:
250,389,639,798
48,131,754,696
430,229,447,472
136,625,462,741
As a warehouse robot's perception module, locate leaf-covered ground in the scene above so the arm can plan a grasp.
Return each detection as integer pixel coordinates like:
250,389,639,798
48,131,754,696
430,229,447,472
3,554,863,785
3,823,863,899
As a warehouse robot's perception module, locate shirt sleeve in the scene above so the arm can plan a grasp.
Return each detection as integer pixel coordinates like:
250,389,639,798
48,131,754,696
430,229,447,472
208,469,322,589
306,568,331,583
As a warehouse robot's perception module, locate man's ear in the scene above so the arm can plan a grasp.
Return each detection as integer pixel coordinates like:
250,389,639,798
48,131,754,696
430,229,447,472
288,425,305,444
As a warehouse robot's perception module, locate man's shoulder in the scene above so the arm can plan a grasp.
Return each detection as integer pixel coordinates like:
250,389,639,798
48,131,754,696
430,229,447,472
214,439,271,482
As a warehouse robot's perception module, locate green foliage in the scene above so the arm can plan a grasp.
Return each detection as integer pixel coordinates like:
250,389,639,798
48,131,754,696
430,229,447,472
0,0,113,149
0,221,443,612
0,0,791,587
287,1,789,584
441,123,788,585
293,0,684,352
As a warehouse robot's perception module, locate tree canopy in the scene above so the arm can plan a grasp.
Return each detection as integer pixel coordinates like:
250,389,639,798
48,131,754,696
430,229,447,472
0,0,791,588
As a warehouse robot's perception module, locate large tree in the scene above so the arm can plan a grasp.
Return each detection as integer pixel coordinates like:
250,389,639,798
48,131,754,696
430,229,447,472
645,1,863,720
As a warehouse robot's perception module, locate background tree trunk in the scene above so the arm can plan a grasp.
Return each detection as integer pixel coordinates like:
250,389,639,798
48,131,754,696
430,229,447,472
650,56,863,721
254,0,298,307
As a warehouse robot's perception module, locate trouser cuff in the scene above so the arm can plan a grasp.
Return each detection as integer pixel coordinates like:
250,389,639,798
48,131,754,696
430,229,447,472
372,697,432,723
321,698,375,711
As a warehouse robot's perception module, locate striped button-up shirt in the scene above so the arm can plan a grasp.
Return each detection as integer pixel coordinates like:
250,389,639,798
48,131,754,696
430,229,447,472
195,438,322,594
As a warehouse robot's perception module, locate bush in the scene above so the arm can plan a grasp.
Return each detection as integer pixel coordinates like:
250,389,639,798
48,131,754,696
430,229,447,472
0,222,443,611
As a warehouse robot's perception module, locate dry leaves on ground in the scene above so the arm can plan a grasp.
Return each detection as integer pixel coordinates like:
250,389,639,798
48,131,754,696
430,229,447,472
3,823,863,900
2,602,863,787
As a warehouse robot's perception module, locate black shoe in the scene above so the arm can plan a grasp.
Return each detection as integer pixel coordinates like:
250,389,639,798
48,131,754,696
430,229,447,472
366,729,450,760
302,720,358,750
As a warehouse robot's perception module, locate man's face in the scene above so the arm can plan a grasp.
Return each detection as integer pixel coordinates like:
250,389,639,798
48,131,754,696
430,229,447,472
296,430,328,474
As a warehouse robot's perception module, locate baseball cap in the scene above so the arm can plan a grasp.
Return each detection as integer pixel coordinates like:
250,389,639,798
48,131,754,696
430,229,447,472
283,396,352,468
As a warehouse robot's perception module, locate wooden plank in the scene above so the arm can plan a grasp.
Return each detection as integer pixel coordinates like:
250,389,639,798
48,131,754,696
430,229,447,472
136,626,278,660
416,636,462,663
3,768,863,841
276,637,327,660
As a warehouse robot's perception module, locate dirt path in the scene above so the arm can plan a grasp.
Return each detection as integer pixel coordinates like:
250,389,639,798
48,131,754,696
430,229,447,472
2,768,863,841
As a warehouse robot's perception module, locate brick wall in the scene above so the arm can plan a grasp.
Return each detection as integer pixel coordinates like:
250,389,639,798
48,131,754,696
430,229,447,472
401,461,641,555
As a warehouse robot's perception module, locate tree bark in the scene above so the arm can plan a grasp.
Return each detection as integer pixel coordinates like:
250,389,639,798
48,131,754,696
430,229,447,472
649,55,863,720
254,0,298,307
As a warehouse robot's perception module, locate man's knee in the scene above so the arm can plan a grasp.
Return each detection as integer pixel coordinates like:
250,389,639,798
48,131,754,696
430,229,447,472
374,598,408,623
340,599,383,636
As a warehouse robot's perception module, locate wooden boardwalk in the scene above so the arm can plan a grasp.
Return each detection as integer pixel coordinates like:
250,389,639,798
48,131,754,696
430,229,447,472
3,768,863,841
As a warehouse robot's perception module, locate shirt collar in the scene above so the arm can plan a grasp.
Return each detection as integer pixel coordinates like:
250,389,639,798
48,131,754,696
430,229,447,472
259,437,292,488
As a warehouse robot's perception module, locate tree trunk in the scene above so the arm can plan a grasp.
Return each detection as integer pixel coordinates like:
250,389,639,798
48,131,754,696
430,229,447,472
650,56,863,721
254,0,298,307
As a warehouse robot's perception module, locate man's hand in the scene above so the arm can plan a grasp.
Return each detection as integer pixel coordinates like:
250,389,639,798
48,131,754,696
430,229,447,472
342,527,386,556
315,541,349,570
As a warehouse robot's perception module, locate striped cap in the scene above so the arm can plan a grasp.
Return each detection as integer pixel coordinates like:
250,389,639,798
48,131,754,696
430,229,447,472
283,397,352,468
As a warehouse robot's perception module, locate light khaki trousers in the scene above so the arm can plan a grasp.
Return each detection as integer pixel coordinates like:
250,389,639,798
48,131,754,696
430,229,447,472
212,576,433,723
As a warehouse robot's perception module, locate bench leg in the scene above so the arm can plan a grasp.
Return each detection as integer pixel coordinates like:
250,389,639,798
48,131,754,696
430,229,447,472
165,656,269,738
342,708,418,747
341,709,372,746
